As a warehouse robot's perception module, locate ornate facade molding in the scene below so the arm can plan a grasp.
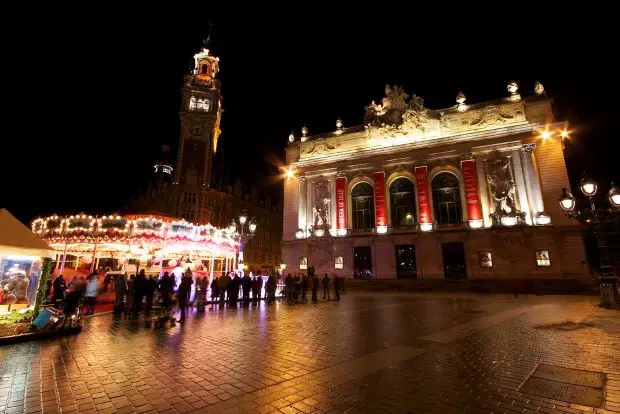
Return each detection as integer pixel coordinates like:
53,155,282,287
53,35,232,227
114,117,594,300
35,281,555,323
521,143,536,152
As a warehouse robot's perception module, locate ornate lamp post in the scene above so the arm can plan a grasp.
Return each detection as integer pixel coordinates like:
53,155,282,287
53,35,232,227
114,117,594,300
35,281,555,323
229,211,257,275
559,174,620,308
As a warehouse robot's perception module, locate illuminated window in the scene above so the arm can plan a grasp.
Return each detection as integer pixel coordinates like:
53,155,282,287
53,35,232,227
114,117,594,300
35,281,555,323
479,251,492,268
189,96,197,110
432,172,462,225
190,96,210,112
299,257,308,270
352,182,374,230
390,177,415,227
335,256,344,269
536,250,551,267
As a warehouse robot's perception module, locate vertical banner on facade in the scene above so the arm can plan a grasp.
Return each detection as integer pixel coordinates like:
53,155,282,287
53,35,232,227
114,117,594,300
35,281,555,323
461,159,482,222
373,171,387,228
335,177,347,230
414,166,431,224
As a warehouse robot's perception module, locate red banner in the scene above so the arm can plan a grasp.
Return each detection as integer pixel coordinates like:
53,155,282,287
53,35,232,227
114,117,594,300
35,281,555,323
414,166,431,224
373,172,387,227
335,177,347,230
461,159,482,221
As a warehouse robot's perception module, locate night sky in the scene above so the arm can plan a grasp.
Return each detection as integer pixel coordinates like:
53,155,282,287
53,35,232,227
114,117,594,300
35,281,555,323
2,10,616,225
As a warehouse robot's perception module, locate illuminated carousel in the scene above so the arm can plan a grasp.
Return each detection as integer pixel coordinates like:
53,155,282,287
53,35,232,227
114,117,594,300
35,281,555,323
31,214,239,280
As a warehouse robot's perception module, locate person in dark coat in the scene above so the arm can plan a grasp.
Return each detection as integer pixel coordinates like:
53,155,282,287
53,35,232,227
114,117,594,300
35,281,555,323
176,270,193,323
253,275,263,302
218,273,229,303
333,274,341,301
311,273,319,303
241,273,252,302
132,270,147,318
266,275,276,303
322,273,330,300
52,274,66,309
114,274,128,315
158,272,173,308
211,276,219,302
230,273,241,304
285,274,294,303
145,275,158,313
301,274,309,302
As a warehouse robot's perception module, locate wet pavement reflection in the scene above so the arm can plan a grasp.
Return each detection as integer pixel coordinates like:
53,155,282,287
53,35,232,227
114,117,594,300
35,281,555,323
1,293,619,413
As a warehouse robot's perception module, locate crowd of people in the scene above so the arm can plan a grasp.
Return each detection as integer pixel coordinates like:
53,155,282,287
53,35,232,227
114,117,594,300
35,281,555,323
46,267,346,325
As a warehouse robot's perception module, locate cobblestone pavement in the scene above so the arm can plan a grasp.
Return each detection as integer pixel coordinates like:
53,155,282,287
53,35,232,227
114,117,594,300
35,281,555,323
1,293,619,413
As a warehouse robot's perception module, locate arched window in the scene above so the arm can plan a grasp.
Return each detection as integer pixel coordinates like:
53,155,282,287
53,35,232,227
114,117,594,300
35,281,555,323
201,64,208,75
390,177,415,227
352,182,374,230
432,172,462,225
189,96,197,110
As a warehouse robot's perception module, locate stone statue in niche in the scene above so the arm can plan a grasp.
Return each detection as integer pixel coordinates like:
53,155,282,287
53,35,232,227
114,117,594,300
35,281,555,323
312,179,331,234
486,151,525,226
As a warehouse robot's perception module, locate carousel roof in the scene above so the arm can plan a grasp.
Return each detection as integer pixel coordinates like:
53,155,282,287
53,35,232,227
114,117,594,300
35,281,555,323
31,213,238,259
0,209,54,258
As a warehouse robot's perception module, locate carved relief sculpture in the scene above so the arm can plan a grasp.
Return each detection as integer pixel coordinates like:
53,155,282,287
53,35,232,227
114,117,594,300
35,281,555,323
485,151,525,226
312,178,331,235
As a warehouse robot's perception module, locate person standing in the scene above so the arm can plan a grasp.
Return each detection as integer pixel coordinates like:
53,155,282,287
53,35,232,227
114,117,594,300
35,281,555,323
218,273,228,303
241,273,252,303
52,274,66,309
158,272,173,310
322,273,330,301
132,270,147,318
266,274,276,303
253,275,263,302
126,275,135,314
145,275,158,313
211,276,219,302
301,274,309,302
311,273,319,303
177,270,194,323
84,273,99,315
285,273,294,303
334,274,341,301
114,274,128,316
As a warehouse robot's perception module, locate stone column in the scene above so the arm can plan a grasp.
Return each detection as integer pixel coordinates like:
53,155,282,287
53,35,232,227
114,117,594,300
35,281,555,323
520,143,547,224
373,171,387,233
335,171,347,236
329,177,337,236
414,165,432,231
460,157,483,229
475,156,492,228
298,174,307,234
511,150,533,225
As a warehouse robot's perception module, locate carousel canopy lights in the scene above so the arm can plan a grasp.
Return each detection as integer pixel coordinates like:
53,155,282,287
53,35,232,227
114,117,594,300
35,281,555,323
32,213,239,260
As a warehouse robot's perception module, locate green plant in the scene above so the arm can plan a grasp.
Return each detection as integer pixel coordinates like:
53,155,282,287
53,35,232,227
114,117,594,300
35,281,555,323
0,310,35,325
34,257,53,317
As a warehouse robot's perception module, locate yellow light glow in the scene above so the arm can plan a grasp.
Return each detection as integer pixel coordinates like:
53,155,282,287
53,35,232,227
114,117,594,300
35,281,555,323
285,167,295,179
541,130,551,140
560,130,569,138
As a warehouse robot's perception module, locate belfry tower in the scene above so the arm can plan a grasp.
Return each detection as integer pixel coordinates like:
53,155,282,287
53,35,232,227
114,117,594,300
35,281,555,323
175,39,223,221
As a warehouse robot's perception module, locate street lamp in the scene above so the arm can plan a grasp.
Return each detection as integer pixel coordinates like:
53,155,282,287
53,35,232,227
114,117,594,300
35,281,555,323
230,210,257,276
608,183,620,208
559,175,620,308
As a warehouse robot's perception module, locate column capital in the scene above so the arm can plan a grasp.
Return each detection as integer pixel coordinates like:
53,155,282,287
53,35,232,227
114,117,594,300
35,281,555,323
298,173,306,182
459,153,475,162
335,169,347,179
521,143,537,152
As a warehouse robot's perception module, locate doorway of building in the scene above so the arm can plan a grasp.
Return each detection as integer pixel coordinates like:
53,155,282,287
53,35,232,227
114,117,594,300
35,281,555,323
395,245,417,279
441,242,467,280
354,246,373,279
